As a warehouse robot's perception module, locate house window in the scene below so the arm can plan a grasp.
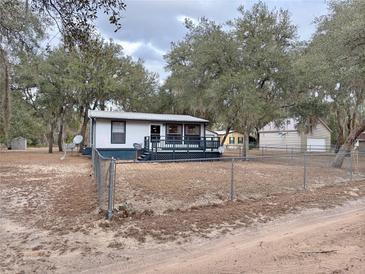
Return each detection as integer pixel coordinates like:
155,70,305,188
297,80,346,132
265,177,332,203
111,121,126,144
238,137,243,144
166,124,182,143
185,124,200,136
185,124,201,144
229,137,235,144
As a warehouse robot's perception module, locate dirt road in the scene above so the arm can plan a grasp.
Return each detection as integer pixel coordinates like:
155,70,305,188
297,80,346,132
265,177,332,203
90,198,365,274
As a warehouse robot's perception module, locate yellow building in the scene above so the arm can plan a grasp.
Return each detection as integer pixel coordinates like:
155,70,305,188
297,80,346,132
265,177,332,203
214,130,245,146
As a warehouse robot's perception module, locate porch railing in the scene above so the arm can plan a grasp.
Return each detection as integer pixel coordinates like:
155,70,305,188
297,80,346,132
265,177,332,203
144,136,220,152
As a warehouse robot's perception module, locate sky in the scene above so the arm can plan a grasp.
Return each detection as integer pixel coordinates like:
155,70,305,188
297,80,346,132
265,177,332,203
96,0,329,82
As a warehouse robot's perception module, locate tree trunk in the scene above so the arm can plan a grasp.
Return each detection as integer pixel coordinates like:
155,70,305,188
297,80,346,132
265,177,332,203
220,126,231,146
334,108,346,153
332,119,365,168
79,107,89,152
0,49,11,147
255,127,260,147
100,101,106,111
335,132,345,153
57,120,64,152
48,122,55,153
242,131,249,159
57,108,65,152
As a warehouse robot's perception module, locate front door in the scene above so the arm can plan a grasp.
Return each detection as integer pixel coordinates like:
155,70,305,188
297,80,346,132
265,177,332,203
150,125,161,143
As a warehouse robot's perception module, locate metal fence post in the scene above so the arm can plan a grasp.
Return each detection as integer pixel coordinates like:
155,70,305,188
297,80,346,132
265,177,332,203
96,156,102,206
349,151,353,182
230,158,235,201
93,148,97,179
107,158,116,220
92,147,96,173
303,152,307,190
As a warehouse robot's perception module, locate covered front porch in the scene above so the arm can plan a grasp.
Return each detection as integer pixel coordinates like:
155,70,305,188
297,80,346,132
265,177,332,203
140,136,221,160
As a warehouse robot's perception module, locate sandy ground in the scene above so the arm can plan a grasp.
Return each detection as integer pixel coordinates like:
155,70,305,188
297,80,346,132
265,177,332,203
1,200,364,274
98,198,365,274
1,149,365,273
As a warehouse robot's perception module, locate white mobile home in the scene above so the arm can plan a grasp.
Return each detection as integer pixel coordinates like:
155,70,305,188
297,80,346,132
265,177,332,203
259,118,332,152
88,110,220,160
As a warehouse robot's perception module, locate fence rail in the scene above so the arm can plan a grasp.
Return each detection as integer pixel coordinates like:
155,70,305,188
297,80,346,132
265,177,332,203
92,148,365,220
223,144,358,158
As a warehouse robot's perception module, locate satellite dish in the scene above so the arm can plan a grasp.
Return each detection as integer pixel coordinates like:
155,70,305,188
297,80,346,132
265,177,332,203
73,135,83,145
218,146,225,154
133,143,142,150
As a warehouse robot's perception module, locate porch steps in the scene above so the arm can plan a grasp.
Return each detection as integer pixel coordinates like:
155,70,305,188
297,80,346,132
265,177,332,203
137,151,151,161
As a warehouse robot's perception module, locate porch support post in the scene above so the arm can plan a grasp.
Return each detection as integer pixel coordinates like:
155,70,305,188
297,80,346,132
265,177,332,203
182,123,185,140
173,142,175,160
204,123,207,158
187,140,190,159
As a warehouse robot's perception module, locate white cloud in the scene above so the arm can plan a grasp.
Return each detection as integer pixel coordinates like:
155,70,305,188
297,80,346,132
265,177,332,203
146,42,166,56
113,39,165,60
115,40,143,55
112,40,167,81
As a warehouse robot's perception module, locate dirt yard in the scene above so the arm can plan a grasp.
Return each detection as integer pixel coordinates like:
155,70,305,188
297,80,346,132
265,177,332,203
115,155,365,214
1,149,365,273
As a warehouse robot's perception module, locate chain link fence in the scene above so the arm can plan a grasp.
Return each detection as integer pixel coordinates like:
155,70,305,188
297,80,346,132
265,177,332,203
92,148,365,219
92,148,116,219
112,152,365,216
224,144,340,158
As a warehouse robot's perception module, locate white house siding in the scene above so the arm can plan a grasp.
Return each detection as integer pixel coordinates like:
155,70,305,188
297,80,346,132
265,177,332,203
304,123,331,150
95,119,150,149
94,119,206,149
261,119,297,132
259,121,331,151
359,141,365,152
259,131,302,150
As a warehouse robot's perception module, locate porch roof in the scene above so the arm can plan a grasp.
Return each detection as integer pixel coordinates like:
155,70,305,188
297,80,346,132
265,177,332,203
88,110,208,123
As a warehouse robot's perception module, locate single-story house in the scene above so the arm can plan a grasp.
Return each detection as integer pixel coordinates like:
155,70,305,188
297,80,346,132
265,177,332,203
214,130,256,147
258,118,332,152
215,130,244,146
88,110,221,160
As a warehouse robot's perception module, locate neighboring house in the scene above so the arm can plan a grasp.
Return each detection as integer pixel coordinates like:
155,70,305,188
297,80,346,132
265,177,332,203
205,129,218,138
215,130,245,146
88,110,220,160
259,118,332,152
214,130,256,147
